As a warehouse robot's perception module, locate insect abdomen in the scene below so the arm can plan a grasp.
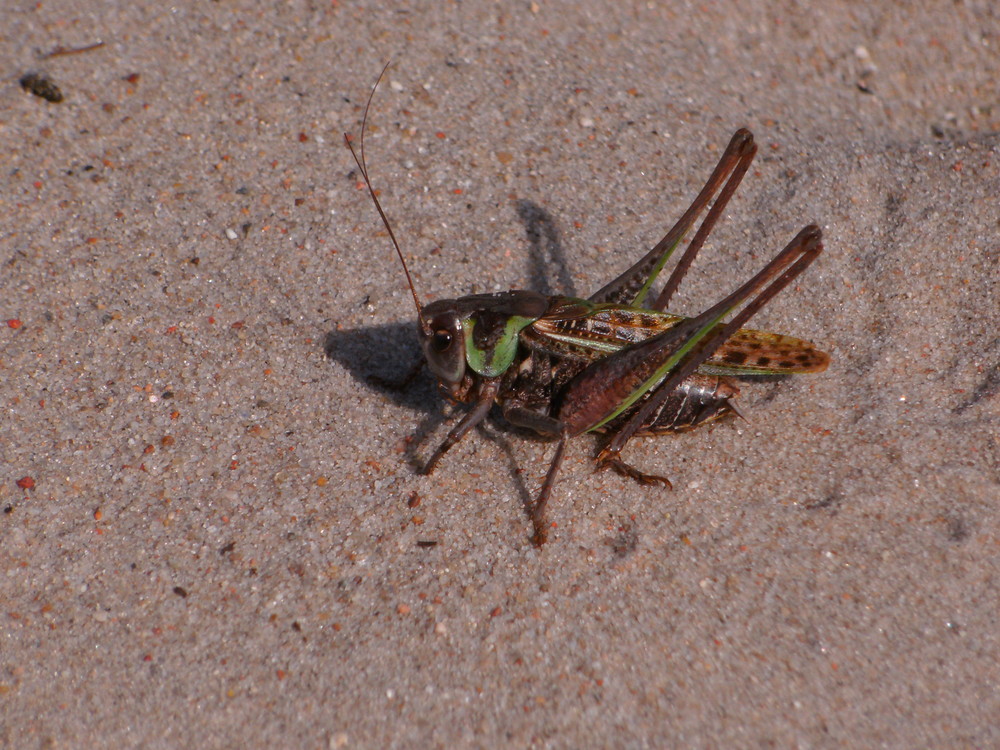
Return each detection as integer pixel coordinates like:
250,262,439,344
599,373,740,435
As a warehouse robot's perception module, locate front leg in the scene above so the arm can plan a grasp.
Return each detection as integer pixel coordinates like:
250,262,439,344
422,379,500,475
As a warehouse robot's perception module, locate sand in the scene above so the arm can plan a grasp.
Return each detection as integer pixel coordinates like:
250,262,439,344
2,1,998,747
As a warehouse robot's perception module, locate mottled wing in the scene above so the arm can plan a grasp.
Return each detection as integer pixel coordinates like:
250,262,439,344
528,298,829,375
526,301,679,361
701,328,830,375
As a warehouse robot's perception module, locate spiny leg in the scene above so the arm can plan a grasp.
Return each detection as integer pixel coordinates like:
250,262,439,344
594,226,823,476
589,130,757,309
653,134,757,311
556,227,821,447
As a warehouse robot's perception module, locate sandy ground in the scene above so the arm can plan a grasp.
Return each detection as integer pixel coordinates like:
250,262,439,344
2,1,998,748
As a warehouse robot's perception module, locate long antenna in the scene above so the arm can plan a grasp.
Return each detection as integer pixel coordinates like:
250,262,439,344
344,60,426,327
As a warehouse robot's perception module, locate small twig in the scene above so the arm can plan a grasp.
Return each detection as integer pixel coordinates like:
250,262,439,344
43,41,106,59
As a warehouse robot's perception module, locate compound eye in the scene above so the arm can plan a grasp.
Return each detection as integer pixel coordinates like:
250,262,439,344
432,329,452,352
421,310,465,384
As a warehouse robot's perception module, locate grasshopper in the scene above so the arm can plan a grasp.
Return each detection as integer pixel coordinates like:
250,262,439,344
345,67,829,545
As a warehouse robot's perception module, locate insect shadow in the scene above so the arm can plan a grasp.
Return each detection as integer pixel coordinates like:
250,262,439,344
323,321,432,410
323,320,548,514
514,199,577,297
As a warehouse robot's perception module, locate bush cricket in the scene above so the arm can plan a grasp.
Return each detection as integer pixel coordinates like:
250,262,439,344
345,66,829,545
